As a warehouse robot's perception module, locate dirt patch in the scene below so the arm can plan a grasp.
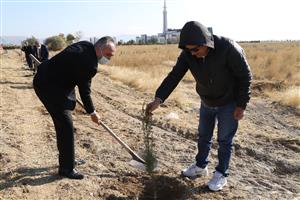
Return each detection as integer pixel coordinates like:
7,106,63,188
273,160,300,175
140,175,189,200
274,138,300,153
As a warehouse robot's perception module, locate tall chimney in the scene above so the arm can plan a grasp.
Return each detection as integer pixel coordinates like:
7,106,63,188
163,0,168,35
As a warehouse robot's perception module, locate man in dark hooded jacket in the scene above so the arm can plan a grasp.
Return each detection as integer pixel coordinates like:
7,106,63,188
146,21,252,191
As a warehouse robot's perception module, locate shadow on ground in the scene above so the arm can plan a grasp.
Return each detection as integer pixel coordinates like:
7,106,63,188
0,166,60,191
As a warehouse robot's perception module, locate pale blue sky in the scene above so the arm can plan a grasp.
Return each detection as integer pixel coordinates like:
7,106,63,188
1,0,299,42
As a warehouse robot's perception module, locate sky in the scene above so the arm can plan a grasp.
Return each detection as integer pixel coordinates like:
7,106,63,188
1,0,300,43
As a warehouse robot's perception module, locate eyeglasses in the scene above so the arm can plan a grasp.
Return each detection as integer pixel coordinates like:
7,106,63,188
185,46,201,53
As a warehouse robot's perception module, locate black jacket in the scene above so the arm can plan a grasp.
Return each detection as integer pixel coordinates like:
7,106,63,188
155,21,252,109
33,44,49,62
21,45,34,57
33,41,98,113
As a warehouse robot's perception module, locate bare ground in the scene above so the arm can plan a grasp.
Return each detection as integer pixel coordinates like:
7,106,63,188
0,50,299,200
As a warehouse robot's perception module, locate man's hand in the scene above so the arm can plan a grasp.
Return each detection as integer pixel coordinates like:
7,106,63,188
90,111,101,125
146,98,162,115
233,107,244,120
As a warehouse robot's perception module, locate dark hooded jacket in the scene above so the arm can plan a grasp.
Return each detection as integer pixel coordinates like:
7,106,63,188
155,21,252,109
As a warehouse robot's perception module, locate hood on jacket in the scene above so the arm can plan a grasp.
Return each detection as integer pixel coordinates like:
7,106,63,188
179,21,214,49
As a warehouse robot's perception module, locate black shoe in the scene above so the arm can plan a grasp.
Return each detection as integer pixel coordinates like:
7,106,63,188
75,159,86,166
58,169,84,180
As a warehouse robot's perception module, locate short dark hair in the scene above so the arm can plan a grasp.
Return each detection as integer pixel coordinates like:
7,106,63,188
94,36,115,48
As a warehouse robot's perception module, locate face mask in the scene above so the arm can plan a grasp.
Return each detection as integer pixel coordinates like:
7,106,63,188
98,48,110,65
98,56,109,65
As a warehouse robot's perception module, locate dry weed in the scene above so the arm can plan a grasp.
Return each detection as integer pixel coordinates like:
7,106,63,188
266,86,300,108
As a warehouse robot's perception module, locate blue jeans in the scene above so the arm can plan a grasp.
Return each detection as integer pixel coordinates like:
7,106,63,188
196,101,238,177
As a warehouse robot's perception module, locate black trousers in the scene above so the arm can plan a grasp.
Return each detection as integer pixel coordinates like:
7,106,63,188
25,55,33,69
33,82,75,171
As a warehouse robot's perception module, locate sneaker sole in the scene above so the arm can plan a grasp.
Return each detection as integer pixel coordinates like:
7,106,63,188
180,171,207,179
208,182,227,192
208,185,224,192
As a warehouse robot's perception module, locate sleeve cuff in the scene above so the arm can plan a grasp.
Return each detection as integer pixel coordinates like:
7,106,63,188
237,103,247,110
89,110,97,115
155,97,163,104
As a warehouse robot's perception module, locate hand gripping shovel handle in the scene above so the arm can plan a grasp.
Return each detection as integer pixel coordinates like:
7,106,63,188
29,54,41,65
76,99,145,164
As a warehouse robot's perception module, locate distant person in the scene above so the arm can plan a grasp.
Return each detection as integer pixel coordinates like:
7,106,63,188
0,44,4,54
33,36,117,179
146,21,252,191
21,42,34,69
33,41,49,62
33,41,49,73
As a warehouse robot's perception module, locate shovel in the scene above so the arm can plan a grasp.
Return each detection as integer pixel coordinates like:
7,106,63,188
30,54,147,168
29,53,41,66
75,98,146,164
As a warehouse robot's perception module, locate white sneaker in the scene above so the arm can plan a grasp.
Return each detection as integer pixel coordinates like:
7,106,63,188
181,163,208,178
207,171,227,191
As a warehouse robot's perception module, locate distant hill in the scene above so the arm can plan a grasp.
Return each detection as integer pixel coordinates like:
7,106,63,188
0,34,137,46
0,36,27,45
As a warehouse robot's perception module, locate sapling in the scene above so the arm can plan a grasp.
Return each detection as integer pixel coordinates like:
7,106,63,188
142,104,156,175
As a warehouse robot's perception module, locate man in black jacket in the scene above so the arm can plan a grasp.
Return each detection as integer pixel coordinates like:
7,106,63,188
33,36,116,179
21,42,34,69
33,41,49,62
33,41,49,74
146,21,252,191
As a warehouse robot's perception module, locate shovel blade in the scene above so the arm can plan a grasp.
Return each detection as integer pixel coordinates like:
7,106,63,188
129,159,159,172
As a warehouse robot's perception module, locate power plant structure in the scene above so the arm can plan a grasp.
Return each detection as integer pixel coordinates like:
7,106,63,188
136,0,180,44
136,0,212,44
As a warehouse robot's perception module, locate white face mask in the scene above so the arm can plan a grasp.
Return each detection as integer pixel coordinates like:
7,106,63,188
98,48,110,65
98,56,109,65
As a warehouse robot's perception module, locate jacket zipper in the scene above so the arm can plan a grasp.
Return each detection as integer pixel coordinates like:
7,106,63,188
203,57,213,85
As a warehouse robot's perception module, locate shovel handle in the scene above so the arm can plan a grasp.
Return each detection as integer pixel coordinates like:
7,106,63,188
76,99,145,164
29,54,41,65
98,121,146,164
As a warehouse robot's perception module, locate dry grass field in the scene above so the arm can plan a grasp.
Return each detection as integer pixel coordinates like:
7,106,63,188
106,42,300,108
0,42,299,200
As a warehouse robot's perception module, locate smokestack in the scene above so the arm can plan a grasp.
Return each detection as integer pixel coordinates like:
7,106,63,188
163,0,168,35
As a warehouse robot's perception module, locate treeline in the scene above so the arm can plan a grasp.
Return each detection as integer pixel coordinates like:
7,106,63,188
117,39,159,45
238,40,300,43
21,32,82,51
2,45,21,50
